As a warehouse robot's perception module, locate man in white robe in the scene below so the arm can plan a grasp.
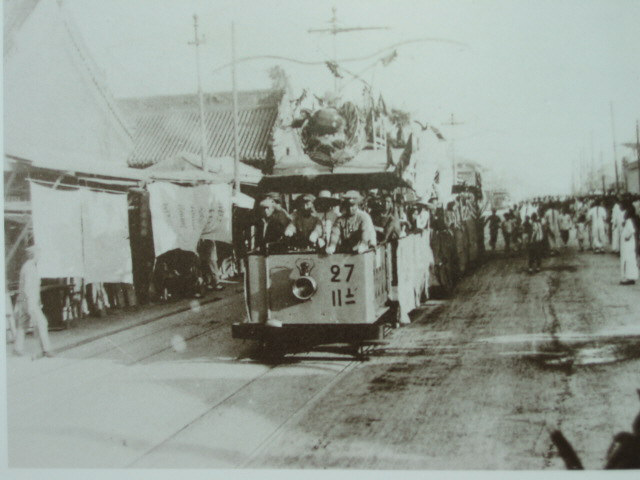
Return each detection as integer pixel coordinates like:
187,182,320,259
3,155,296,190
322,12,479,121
587,200,607,253
620,208,638,285
611,197,624,253
543,203,561,254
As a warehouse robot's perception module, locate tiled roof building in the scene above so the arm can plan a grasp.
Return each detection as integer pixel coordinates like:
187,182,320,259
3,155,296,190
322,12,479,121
118,89,284,171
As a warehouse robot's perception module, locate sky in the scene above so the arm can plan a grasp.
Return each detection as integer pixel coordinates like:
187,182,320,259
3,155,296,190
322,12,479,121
62,0,640,197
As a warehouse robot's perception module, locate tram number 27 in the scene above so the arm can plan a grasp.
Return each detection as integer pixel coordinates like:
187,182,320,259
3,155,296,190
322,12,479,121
330,264,356,307
330,264,355,282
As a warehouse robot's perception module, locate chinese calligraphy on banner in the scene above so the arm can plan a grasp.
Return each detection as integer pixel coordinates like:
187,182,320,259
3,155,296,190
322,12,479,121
148,182,234,257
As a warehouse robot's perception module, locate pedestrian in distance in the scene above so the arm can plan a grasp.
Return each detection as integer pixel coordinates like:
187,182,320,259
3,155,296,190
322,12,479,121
501,212,515,254
620,206,638,285
611,196,625,254
559,208,572,247
575,213,588,252
527,213,544,273
485,208,501,251
588,199,608,253
544,202,562,255
13,246,54,358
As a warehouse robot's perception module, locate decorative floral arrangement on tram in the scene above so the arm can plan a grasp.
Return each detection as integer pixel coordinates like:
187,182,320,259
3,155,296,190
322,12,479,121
290,94,395,169
291,101,363,168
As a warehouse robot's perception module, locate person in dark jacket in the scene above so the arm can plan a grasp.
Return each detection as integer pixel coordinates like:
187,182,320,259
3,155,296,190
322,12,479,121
254,197,290,252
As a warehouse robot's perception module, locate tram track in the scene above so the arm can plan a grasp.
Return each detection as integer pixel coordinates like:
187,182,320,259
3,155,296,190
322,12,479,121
8,299,242,417
126,350,363,468
8,295,239,388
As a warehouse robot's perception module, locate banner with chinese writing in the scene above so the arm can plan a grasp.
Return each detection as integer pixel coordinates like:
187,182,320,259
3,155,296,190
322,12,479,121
200,183,233,244
148,182,213,256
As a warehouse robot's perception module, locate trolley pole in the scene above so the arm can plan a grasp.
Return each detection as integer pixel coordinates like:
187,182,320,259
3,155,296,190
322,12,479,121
189,15,207,169
231,22,240,194
308,7,389,96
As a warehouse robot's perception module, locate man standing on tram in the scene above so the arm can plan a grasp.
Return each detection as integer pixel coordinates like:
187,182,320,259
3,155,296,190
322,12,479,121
254,197,290,251
326,190,377,255
314,190,341,246
284,193,323,248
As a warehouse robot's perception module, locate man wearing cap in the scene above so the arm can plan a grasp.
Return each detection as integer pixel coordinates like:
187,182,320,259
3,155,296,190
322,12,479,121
254,197,290,251
373,195,402,242
313,190,341,247
13,246,54,358
326,191,376,254
284,193,323,248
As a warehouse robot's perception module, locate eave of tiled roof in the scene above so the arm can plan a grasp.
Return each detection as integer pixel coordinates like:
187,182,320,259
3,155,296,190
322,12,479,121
120,90,282,168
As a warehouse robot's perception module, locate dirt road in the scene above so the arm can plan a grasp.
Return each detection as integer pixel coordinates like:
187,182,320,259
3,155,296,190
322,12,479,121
250,249,640,469
6,248,640,469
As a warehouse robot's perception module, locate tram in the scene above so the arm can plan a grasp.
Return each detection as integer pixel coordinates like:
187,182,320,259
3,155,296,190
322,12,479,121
231,176,433,356
231,95,479,356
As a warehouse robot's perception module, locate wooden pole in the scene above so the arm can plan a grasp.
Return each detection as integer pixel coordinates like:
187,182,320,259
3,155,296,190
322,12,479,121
636,120,640,193
190,15,207,169
231,22,240,194
610,102,619,192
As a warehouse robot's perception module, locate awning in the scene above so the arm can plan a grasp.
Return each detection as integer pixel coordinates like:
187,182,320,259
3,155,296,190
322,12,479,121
148,152,262,185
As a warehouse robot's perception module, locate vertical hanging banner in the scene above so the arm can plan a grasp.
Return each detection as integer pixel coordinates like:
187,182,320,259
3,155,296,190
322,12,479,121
200,183,233,243
395,230,434,324
147,182,213,256
30,181,84,278
81,189,133,283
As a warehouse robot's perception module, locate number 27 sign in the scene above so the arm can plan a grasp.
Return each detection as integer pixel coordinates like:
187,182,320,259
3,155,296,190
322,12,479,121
329,264,357,307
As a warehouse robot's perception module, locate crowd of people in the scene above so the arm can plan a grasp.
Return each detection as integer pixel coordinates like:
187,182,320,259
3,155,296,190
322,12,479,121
250,189,437,255
483,193,640,283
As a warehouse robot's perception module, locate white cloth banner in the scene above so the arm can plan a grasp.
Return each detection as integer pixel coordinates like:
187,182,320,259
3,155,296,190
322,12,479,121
81,189,133,283
31,182,84,278
396,230,434,324
148,182,213,256
200,183,233,243
30,182,133,283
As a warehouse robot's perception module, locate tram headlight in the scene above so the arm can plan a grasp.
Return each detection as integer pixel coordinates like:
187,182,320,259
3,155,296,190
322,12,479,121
292,276,317,301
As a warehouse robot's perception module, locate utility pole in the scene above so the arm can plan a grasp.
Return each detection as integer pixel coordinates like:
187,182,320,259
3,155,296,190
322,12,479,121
610,101,619,192
189,14,207,169
636,120,640,193
600,150,606,194
590,131,595,192
231,22,240,194
444,113,464,189
308,6,389,94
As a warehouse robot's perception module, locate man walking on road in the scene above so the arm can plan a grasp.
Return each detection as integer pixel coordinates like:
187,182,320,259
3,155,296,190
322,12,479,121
13,246,54,358
620,206,638,285
527,213,544,273
485,209,501,251
588,199,608,254
611,197,624,254
544,202,561,255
